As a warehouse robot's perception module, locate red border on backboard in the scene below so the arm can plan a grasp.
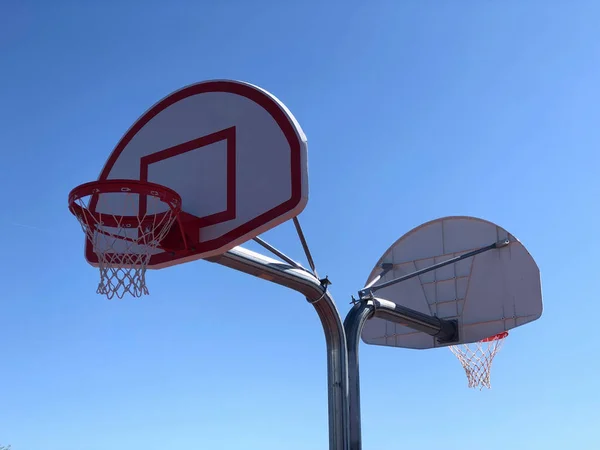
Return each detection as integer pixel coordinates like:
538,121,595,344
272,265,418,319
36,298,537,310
139,126,237,227
85,80,304,267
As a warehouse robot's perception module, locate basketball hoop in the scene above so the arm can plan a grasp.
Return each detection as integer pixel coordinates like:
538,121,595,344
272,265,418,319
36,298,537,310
449,331,508,390
68,179,182,299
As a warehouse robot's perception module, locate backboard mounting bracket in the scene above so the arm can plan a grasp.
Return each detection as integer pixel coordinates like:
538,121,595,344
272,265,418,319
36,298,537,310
252,236,305,270
358,239,509,299
293,216,320,278
307,275,332,305
370,297,459,343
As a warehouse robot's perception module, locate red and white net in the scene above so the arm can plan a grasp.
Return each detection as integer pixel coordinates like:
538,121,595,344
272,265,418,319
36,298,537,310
70,184,181,299
449,331,508,390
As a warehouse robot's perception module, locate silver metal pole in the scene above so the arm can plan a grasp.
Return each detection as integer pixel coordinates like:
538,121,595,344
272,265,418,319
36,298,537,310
344,298,458,450
343,301,375,450
207,246,350,450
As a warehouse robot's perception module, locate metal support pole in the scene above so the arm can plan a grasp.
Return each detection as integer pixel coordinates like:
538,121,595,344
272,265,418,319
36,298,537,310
343,301,375,450
207,246,350,450
344,298,458,450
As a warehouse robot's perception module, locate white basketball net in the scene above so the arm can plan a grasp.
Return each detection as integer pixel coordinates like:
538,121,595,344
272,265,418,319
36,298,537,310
449,332,508,390
73,190,179,299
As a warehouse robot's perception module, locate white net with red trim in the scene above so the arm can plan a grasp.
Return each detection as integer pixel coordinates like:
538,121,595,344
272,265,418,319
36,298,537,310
449,331,508,390
71,185,180,299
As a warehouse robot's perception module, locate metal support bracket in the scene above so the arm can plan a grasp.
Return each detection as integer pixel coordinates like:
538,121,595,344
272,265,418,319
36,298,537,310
358,239,509,298
307,276,332,305
371,297,459,343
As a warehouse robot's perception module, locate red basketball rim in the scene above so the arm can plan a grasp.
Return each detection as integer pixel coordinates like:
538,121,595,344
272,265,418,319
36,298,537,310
68,179,182,228
480,331,509,343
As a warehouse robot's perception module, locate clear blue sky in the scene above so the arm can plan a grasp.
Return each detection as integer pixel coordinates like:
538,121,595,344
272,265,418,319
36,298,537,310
1,1,599,449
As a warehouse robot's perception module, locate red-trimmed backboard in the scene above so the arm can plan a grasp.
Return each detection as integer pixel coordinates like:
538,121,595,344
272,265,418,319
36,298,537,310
85,80,308,268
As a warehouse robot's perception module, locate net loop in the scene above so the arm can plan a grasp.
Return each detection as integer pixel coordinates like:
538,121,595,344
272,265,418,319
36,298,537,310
449,331,508,390
68,180,182,299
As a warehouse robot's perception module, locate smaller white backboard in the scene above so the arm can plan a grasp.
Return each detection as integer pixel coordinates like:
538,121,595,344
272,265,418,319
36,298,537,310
361,216,543,349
